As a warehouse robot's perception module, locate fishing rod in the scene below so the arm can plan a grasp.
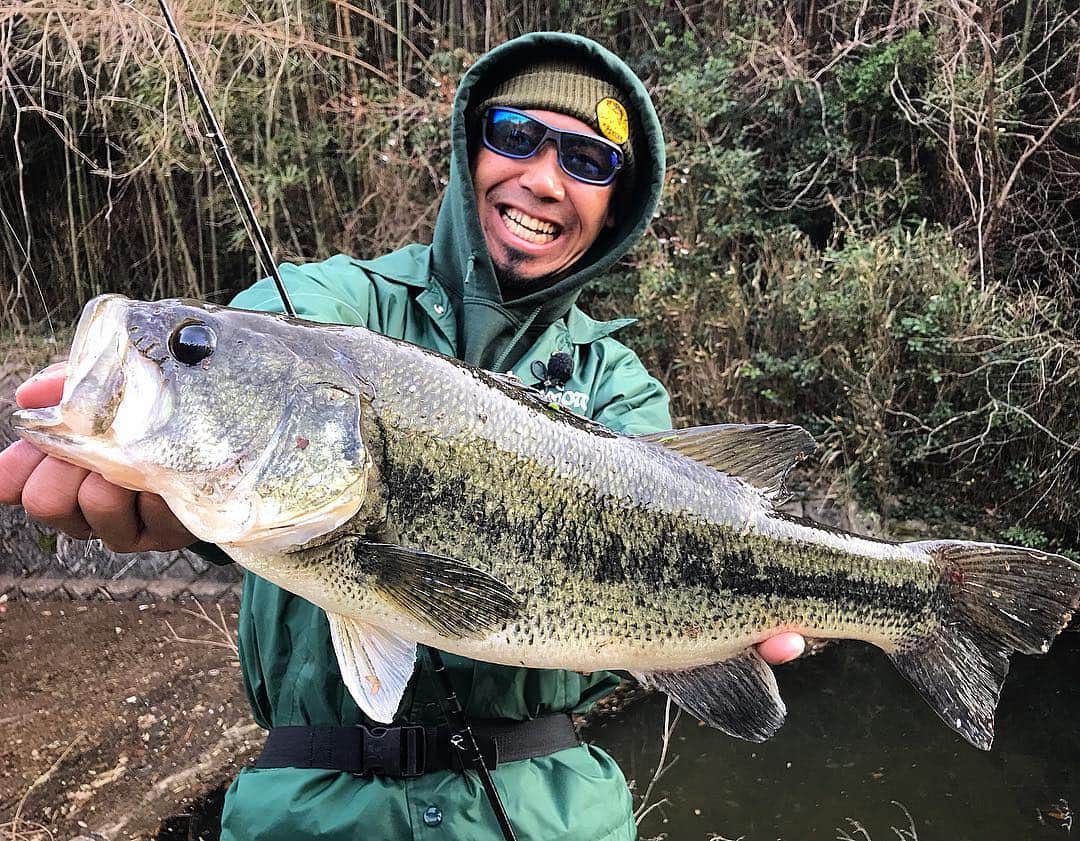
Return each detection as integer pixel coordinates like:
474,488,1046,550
427,647,518,840
154,5,517,838
155,0,295,317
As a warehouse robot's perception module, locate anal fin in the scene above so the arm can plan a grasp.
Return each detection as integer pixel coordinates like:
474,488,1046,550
327,611,417,723
633,649,787,742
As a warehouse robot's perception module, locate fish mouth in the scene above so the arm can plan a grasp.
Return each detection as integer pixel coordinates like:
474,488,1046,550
13,294,132,440
12,294,175,491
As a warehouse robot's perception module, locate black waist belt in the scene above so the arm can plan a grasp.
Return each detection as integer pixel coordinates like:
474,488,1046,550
255,715,580,778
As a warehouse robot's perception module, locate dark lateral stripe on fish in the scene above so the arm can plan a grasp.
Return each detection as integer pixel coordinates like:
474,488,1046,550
614,526,936,617
748,559,939,615
578,503,939,616
386,450,940,623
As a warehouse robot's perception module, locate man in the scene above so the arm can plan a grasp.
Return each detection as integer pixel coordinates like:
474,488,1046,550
1,32,804,839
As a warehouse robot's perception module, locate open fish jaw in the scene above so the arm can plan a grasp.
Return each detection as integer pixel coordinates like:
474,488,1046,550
13,295,372,547
13,295,169,491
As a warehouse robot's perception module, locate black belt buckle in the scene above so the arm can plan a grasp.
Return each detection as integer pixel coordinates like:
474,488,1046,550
360,725,426,778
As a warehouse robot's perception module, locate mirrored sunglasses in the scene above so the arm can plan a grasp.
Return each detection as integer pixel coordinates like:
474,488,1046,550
482,107,623,186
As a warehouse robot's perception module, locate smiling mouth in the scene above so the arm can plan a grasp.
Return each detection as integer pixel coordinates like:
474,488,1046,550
499,206,561,245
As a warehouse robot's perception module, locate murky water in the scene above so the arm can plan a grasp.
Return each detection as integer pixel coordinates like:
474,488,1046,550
584,632,1079,841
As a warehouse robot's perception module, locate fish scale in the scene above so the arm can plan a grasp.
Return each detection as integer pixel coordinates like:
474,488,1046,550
354,360,948,667
13,294,1080,749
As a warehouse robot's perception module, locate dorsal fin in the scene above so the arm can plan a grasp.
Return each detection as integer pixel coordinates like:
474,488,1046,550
639,423,815,500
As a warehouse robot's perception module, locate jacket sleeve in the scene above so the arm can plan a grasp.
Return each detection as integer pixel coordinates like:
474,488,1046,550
589,341,672,435
229,255,377,326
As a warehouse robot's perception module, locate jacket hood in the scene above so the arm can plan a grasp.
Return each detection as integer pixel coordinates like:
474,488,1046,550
430,32,665,371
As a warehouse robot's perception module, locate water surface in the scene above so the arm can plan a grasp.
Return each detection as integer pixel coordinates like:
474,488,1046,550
586,632,1079,840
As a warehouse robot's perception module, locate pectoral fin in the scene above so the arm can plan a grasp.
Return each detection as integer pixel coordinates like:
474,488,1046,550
327,612,417,723
291,536,521,639
358,542,521,638
634,649,787,742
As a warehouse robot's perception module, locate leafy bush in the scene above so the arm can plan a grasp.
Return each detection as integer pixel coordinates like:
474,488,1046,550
588,27,1079,553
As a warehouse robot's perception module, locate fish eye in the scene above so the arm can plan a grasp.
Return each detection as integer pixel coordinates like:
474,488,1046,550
168,322,216,366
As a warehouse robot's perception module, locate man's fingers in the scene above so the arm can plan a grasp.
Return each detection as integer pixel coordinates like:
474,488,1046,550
79,473,141,551
0,440,47,505
3,402,195,552
80,478,196,552
21,456,92,538
135,493,196,552
15,362,67,409
757,632,806,665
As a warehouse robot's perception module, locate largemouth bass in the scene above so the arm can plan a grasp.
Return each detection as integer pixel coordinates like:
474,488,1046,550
13,295,1080,749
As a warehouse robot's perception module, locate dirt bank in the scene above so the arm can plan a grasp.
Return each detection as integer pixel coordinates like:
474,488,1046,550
0,599,258,840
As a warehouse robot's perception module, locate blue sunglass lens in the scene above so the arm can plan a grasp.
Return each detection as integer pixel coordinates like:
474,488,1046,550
560,135,620,183
487,110,545,157
485,109,620,184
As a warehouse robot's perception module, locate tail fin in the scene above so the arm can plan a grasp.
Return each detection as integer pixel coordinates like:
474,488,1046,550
889,540,1080,750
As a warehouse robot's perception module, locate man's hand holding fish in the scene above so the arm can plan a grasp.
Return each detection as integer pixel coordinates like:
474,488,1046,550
1,364,195,553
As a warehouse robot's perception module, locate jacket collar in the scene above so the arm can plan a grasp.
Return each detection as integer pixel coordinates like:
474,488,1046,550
351,250,635,353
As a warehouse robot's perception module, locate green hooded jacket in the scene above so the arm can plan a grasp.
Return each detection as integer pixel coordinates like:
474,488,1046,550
219,32,670,841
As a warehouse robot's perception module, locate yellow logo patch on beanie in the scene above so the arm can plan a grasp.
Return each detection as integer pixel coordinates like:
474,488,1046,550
596,97,629,145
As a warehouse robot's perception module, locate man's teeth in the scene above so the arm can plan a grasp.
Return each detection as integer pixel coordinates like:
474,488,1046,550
501,208,558,244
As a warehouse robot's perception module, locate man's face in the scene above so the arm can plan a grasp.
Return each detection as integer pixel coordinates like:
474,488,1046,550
472,109,617,291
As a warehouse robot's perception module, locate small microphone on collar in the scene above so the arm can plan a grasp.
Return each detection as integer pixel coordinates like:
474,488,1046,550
530,351,575,388
545,352,574,387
